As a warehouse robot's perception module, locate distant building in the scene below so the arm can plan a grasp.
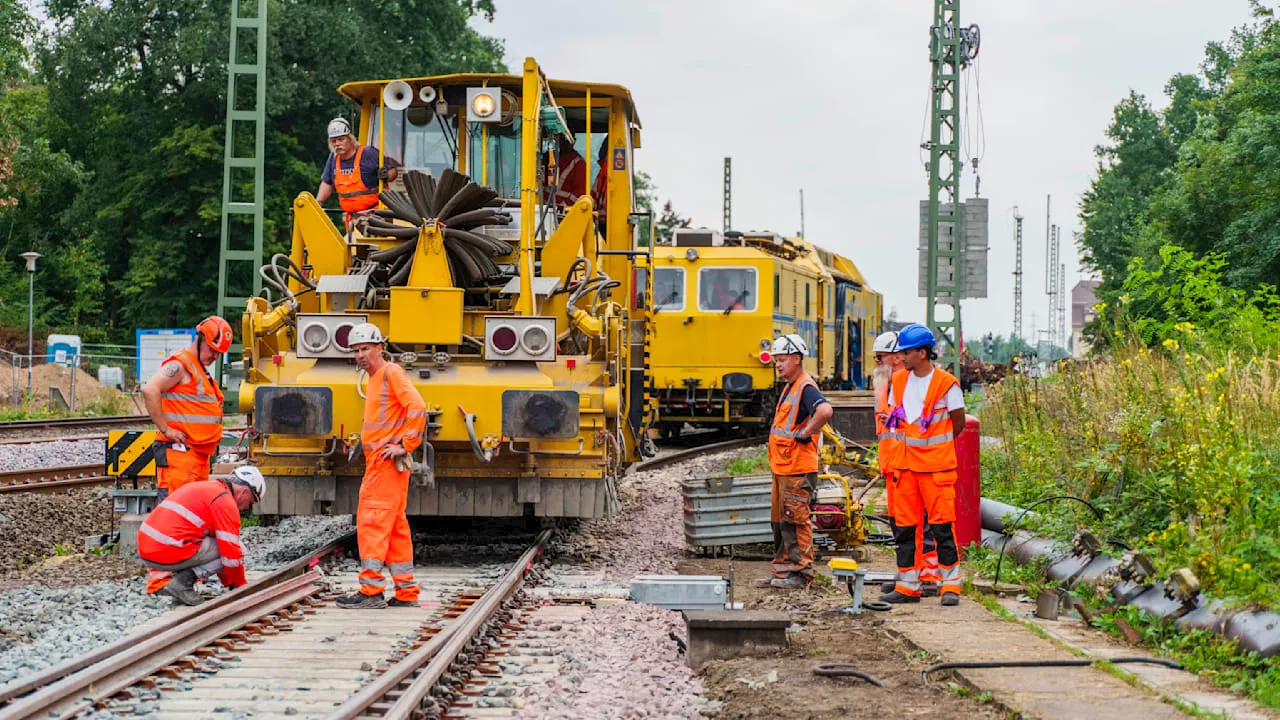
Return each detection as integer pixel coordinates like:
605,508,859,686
1071,280,1101,358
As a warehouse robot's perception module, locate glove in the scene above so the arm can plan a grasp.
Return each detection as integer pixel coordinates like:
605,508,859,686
377,166,390,180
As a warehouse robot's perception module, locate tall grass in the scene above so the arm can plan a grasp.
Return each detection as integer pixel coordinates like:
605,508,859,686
981,340,1280,608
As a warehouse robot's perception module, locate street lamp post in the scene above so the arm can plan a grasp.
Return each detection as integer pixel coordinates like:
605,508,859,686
20,252,41,399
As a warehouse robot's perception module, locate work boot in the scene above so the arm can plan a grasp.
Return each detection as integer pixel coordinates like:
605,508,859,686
335,591,387,610
941,592,960,607
162,569,204,607
769,574,809,590
753,578,775,588
920,581,940,598
880,580,897,594
388,597,418,608
881,590,921,604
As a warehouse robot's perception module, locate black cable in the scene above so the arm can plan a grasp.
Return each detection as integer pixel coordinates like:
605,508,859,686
812,664,884,687
924,656,1182,682
992,495,1104,587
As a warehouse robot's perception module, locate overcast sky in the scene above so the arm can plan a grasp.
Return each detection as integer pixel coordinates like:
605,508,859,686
476,1,1251,342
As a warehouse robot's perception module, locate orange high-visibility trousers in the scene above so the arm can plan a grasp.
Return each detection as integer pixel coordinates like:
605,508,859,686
769,473,815,580
157,443,215,492
891,469,961,597
885,471,940,585
356,456,418,602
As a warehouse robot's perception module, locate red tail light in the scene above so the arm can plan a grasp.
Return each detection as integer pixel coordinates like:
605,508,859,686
759,351,772,364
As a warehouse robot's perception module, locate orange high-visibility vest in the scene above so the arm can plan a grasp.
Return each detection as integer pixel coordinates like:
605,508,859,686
159,349,224,446
334,145,379,213
889,367,960,473
875,381,904,474
555,152,586,206
361,362,428,455
591,164,608,218
768,373,821,475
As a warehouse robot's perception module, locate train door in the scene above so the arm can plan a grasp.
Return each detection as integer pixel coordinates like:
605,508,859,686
848,318,864,389
833,283,848,388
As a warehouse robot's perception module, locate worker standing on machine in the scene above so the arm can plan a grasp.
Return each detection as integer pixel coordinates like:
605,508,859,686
552,135,586,207
138,466,266,605
757,334,833,589
315,117,399,228
338,323,427,609
882,324,967,606
873,331,941,596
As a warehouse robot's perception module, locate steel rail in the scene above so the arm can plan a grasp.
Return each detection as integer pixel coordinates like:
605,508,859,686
637,435,762,472
0,464,107,494
4,570,325,720
0,530,355,707
0,415,152,434
327,529,551,720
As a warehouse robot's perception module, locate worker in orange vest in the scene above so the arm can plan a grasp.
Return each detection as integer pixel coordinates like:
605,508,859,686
337,323,428,609
138,466,265,605
315,117,399,228
756,334,833,590
141,316,232,498
590,137,609,236
881,324,967,606
873,331,941,596
551,135,586,207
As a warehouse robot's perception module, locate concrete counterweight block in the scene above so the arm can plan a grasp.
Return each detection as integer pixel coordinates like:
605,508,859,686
682,610,790,669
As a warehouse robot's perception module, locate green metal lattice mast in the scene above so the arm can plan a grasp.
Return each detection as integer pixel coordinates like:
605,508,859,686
924,0,978,375
216,0,267,400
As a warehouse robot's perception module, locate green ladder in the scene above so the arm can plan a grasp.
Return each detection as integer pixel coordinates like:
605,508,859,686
216,0,267,408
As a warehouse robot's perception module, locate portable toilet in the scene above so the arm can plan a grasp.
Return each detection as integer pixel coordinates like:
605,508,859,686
46,334,82,367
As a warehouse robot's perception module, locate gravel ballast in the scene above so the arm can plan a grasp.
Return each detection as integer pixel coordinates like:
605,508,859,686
0,439,104,472
0,488,114,576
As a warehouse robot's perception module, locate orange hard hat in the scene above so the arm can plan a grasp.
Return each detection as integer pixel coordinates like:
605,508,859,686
197,316,233,353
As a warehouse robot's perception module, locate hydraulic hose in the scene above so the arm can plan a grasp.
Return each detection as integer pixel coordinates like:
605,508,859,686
812,664,884,687
923,656,1182,682
458,405,494,463
992,494,1103,587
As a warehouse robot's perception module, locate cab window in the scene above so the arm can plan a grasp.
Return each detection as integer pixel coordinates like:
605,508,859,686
654,267,685,312
698,267,757,313
369,105,458,180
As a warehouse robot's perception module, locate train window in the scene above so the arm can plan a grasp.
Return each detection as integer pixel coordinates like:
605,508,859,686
698,267,757,312
370,105,459,182
805,283,811,316
654,267,685,312
774,274,780,309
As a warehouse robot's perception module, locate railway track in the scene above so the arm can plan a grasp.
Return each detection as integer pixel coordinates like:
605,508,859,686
639,434,762,472
0,415,152,440
0,464,110,494
0,529,551,720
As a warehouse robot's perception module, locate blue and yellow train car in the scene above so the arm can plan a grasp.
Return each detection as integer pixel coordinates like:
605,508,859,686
649,229,881,436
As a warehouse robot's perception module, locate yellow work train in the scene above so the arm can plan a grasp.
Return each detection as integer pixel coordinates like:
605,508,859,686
649,229,882,437
237,59,651,519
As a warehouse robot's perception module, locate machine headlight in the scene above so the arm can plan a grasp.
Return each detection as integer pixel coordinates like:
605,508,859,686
471,93,496,118
300,323,331,354
521,325,550,355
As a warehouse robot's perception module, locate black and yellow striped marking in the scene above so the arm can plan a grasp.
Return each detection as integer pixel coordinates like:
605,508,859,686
106,430,158,477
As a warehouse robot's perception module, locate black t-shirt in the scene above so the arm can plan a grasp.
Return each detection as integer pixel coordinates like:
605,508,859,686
778,383,829,427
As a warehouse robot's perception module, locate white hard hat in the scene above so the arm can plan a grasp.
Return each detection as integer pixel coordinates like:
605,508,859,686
348,323,385,346
327,117,352,138
230,465,265,502
873,331,899,354
771,334,809,357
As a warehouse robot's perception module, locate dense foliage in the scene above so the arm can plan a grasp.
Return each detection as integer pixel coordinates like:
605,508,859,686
1079,4,1280,341
0,0,504,342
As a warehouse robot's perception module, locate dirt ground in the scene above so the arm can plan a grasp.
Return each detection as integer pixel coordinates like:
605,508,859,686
0,488,117,579
680,557,1008,720
0,553,143,591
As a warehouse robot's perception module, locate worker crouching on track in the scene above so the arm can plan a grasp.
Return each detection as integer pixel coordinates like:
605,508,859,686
141,315,232,500
138,466,265,606
339,323,427,610
757,334,833,590
882,324,967,606
873,331,941,598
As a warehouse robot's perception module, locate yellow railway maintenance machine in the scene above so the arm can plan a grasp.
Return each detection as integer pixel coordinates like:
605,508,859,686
239,59,652,520
649,228,882,437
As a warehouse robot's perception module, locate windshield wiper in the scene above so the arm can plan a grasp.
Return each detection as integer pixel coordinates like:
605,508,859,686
723,289,750,315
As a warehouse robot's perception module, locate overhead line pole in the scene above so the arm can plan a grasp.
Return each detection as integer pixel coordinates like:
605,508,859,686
1013,206,1023,342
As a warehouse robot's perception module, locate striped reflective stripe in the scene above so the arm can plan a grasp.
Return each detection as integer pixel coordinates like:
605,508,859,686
338,188,376,198
893,568,921,596
164,413,222,425
215,531,243,549
904,433,954,447
361,559,387,572
388,562,414,574
139,523,185,547
770,426,805,439
881,431,906,441
162,391,220,403
940,562,963,592
362,420,404,431
359,576,386,588
394,580,416,588
222,557,242,568
159,499,206,528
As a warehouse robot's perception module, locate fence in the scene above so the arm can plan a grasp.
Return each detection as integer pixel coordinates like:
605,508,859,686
0,346,147,414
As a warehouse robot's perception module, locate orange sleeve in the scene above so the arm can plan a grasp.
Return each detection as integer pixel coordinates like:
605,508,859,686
210,494,247,587
390,365,427,453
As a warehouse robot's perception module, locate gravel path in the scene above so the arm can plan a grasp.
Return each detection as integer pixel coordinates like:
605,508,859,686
0,439,104,471
0,513,355,688
0,488,114,576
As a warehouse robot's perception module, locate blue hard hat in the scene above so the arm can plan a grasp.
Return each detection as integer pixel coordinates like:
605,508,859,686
895,324,936,352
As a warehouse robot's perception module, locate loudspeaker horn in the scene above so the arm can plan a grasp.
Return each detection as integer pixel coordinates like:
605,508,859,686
382,80,412,111
418,85,437,104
